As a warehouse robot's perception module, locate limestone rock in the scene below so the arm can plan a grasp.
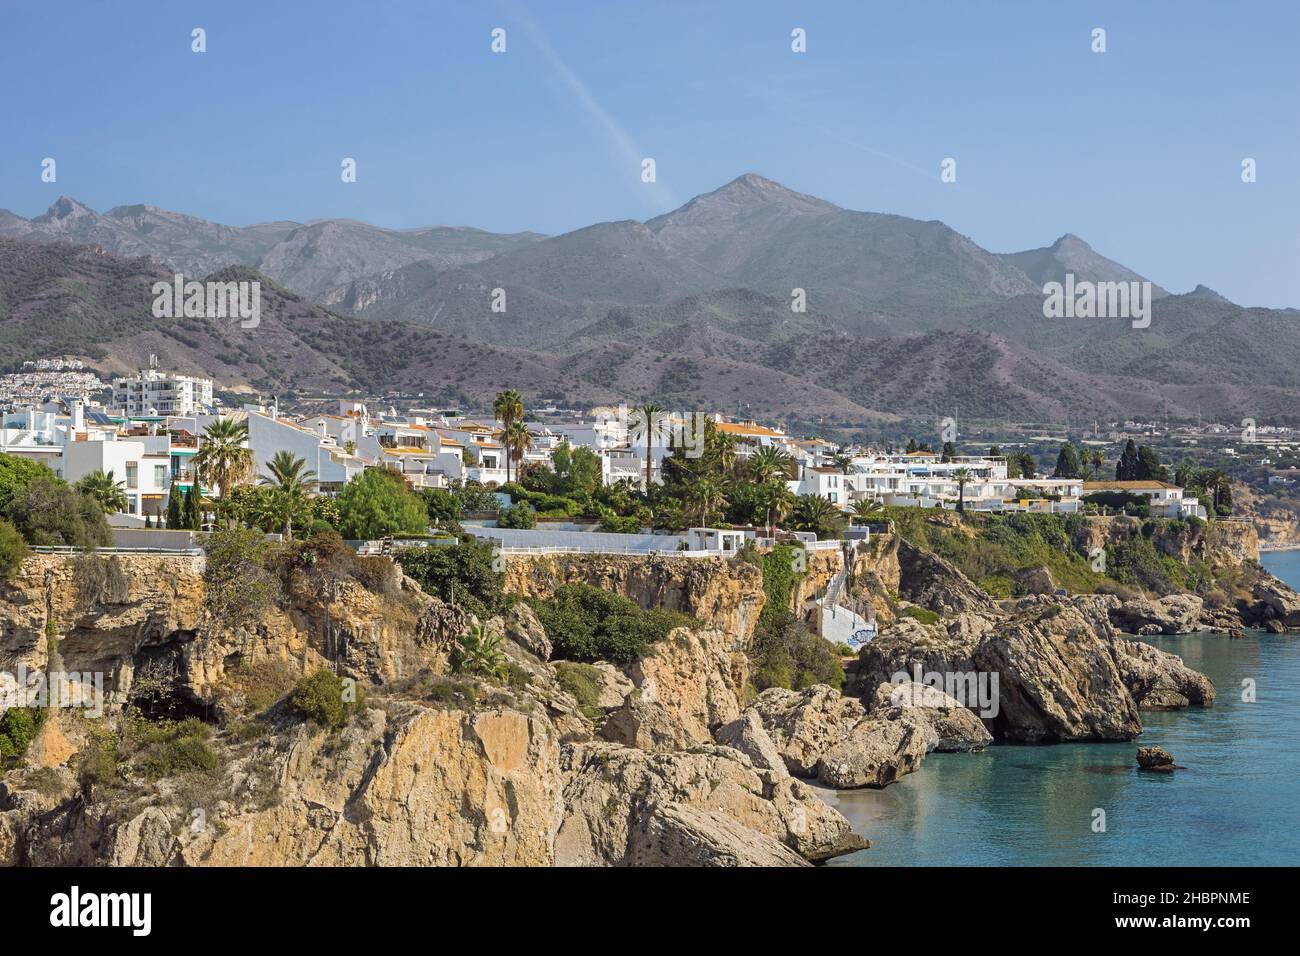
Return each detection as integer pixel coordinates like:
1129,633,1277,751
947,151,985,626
1253,575,1300,628
556,741,863,865
869,681,992,752
750,685,866,777
1110,594,1204,635
500,602,552,660
1109,638,1216,710
815,712,936,788
627,802,810,867
589,662,634,709
897,541,996,616
1014,566,1058,596
1136,746,1178,771
714,710,787,774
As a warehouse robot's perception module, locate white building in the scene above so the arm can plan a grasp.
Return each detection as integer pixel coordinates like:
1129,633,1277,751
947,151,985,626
112,369,214,417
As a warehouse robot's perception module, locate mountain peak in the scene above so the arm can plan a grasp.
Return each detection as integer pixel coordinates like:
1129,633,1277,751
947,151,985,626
1186,283,1232,304
1051,233,1091,251
43,196,96,221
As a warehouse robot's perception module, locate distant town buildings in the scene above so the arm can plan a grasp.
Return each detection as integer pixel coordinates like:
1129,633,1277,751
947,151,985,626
112,368,214,417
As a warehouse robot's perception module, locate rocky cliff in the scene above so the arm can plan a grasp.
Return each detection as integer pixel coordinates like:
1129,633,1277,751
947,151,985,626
504,553,766,641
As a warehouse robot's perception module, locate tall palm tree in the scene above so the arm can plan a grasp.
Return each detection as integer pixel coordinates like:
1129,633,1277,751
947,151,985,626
493,390,524,482
685,477,728,528
193,417,253,500
766,484,797,538
75,470,129,514
747,445,795,485
1084,449,1106,481
259,451,318,539
713,431,739,476
951,467,973,514
628,403,669,492
832,452,854,475
850,497,884,525
502,420,532,482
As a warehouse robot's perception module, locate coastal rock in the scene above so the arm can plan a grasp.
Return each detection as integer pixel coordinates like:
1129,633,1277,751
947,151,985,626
815,712,936,788
975,600,1141,742
1109,638,1216,710
749,685,866,777
1111,594,1204,635
869,681,993,752
714,710,787,774
1253,575,1300,628
555,741,864,865
1136,746,1178,772
627,803,810,867
897,541,996,616
588,662,634,709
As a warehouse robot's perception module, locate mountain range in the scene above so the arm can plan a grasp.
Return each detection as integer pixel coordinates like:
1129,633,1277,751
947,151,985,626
3,174,1297,429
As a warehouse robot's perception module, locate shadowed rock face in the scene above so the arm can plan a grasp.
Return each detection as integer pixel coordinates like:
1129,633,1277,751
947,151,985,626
897,541,996,617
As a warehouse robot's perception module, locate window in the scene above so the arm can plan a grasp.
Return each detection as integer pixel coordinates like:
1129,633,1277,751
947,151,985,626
155,464,168,488
125,462,139,489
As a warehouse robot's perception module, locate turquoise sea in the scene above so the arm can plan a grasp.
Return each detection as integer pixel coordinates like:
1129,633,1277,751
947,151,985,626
822,550,1300,866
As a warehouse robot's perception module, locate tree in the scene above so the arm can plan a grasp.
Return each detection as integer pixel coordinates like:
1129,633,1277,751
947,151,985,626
0,518,29,578
833,452,854,474
181,484,201,530
0,454,53,515
336,469,427,539
193,417,253,499
5,475,112,548
1014,451,1038,479
259,451,318,539
685,477,728,528
790,494,842,538
941,441,956,463
493,390,524,482
766,484,797,537
75,470,129,515
746,446,796,485
951,467,973,514
1135,446,1168,482
1083,449,1105,481
450,621,508,680
1116,439,1140,481
423,488,463,529
502,420,532,484
850,497,884,525
1052,442,1082,479
628,403,669,492
165,481,183,529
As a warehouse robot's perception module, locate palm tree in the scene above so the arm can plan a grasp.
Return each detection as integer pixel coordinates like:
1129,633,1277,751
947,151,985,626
747,445,795,485
493,390,524,482
259,451,318,539
832,452,854,475
850,497,884,525
76,470,129,514
451,620,508,680
685,477,728,528
502,420,532,483
765,484,797,537
193,417,253,500
628,403,669,492
713,431,739,476
952,467,973,514
1084,449,1106,481
790,494,839,538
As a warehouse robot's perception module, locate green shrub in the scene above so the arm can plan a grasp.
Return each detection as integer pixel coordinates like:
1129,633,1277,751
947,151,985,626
530,583,694,666
749,609,844,692
336,468,428,539
902,606,940,625
0,707,45,766
450,621,508,680
0,517,29,578
289,670,366,729
396,536,505,617
554,662,606,721
497,501,536,529
138,718,220,779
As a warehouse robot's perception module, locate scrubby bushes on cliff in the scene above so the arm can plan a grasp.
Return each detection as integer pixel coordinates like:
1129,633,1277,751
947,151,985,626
138,718,221,779
3,473,111,548
289,670,367,729
529,583,693,666
396,536,505,617
744,542,844,693
0,517,29,578
0,707,46,767
203,526,281,633
450,621,509,680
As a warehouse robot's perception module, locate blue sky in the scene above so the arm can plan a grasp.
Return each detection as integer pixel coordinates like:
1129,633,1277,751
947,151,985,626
2,0,1296,307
